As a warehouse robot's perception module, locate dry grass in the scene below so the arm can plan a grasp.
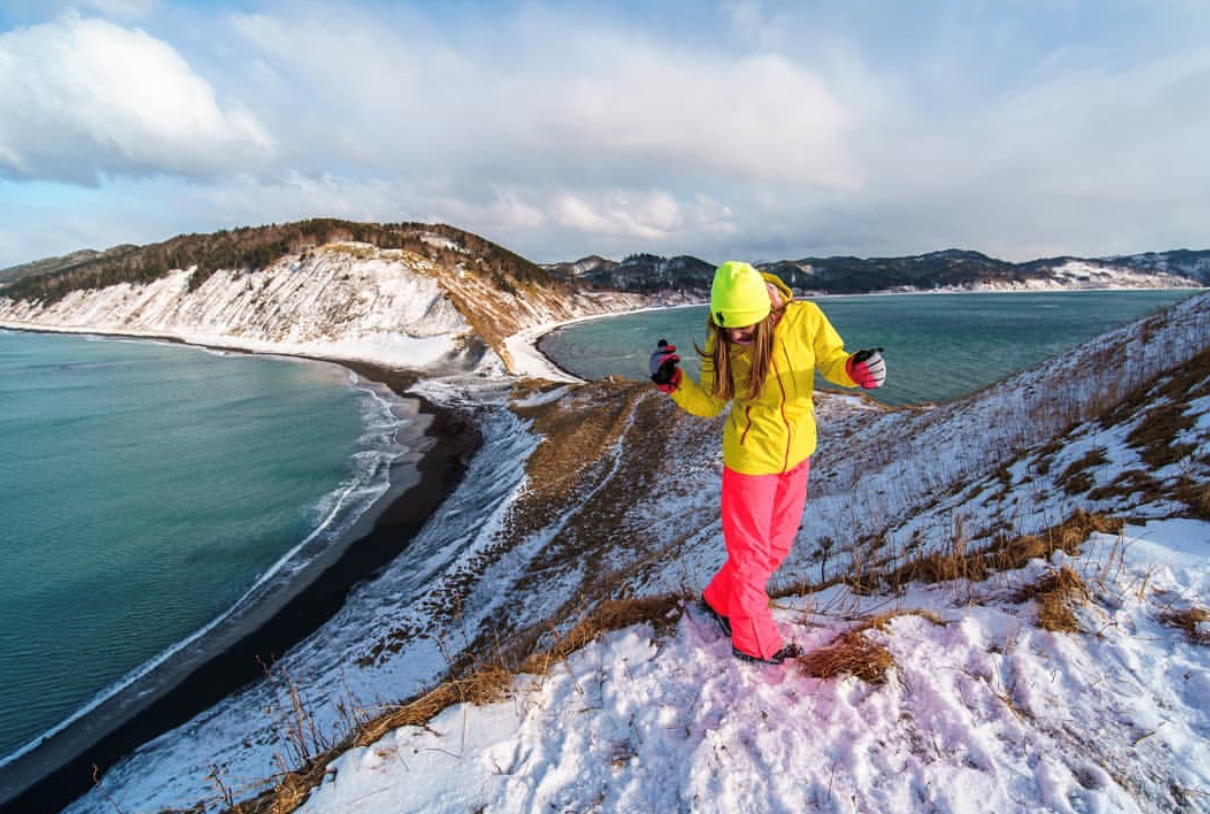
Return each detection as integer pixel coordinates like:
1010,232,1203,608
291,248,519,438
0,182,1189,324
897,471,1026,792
796,609,943,685
1158,606,1210,645
1176,479,1210,521
354,662,515,747
871,510,1122,592
1102,348,1210,468
1014,566,1091,633
850,608,946,634
520,594,684,673
219,594,683,814
1056,447,1109,495
799,631,895,684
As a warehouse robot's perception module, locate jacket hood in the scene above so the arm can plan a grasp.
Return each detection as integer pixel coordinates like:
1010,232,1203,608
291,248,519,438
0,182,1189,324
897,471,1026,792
760,272,794,305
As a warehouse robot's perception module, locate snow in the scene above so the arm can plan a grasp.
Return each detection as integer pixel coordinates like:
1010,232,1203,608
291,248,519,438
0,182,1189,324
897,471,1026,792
503,320,584,383
1047,260,1202,290
0,246,478,370
298,520,1210,814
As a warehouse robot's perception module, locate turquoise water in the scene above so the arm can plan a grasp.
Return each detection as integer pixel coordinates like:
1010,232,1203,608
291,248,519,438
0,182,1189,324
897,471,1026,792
0,331,399,761
541,290,1202,405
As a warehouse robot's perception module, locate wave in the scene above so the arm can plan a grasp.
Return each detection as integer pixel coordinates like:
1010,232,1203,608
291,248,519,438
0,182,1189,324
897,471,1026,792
0,359,413,769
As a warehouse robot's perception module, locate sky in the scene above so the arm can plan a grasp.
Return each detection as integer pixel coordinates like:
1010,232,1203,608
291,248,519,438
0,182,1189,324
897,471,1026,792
0,0,1208,269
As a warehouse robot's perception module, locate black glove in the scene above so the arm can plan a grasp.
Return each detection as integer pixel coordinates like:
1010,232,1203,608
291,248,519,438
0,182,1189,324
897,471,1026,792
649,339,681,391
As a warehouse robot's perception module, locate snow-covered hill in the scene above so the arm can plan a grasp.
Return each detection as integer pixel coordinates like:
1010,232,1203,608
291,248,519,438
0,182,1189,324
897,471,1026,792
0,241,650,375
301,517,1210,814
56,290,1210,814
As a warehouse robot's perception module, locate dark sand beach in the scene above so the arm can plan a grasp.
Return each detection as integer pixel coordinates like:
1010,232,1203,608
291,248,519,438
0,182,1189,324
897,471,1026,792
0,349,481,814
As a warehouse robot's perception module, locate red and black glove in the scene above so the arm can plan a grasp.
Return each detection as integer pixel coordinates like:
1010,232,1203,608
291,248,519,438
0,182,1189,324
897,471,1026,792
650,339,682,394
846,348,886,389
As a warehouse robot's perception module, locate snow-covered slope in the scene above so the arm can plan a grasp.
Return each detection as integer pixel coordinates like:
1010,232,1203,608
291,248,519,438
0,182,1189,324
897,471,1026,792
1015,259,1197,292
301,517,1210,814
57,291,1210,814
289,290,1210,814
0,242,650,374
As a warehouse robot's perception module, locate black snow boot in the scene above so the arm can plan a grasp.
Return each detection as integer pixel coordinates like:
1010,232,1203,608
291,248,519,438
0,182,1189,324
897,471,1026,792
699,594,732,637
732,642,804,665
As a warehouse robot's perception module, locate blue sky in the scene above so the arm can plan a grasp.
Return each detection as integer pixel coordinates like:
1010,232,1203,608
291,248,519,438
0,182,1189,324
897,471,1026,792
1,1,1207,269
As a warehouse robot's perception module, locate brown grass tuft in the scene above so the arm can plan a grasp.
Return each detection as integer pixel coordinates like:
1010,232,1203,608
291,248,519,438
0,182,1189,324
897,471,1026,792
520,594,684,673
223,597,684,814
1175,479,1210,521
1158,606,1210,645
1015,566,1090,633
799,631,894,684
869,510,1122,592
1057,447,1109,495
851,608,946,634
796,610,939,685
355,662,515,748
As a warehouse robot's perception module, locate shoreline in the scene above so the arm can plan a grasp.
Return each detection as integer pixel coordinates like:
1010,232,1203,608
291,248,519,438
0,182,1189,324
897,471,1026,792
524,285,1206,384
0,330,482,814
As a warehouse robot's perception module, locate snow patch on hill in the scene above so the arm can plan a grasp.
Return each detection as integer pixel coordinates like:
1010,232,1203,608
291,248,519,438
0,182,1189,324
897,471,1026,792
0,245,476,368
300,519,1210,814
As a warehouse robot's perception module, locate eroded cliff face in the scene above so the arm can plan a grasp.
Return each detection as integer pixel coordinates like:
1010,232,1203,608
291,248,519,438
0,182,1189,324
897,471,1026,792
0,241,649,373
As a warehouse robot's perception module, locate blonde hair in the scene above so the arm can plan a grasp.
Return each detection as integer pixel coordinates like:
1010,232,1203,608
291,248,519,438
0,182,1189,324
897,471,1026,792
696,305,784,401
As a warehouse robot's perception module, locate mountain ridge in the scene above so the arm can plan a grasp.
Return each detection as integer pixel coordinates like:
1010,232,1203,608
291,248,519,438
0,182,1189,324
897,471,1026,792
549,247,1210,293
4,220,1206,306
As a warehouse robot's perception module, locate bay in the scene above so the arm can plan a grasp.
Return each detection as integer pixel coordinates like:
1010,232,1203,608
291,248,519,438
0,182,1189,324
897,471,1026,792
539,290,1202,405
0,331,401,761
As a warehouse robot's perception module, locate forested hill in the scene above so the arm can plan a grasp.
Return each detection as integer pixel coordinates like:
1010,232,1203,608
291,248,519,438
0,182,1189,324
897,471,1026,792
0,219,550,305
549,248,1210,293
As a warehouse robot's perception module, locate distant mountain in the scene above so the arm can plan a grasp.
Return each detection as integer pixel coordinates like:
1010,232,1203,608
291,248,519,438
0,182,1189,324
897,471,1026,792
0,219,552,305
6,221,1206,309
0,245,139,287
543,253,715,292
549,248,1209,295
1099,250,1210,283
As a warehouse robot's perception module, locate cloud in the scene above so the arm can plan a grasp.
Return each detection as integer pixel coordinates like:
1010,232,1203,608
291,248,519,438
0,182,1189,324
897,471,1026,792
227,6,862,189
0,13,274,184
3,2,1209,269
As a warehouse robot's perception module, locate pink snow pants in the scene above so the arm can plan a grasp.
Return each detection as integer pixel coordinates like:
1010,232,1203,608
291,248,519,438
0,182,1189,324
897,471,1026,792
703,458,810,659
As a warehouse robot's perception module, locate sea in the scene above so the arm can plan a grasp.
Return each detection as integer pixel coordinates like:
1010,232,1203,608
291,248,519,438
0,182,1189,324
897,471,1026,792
0,330,408,764
540,290,1203,405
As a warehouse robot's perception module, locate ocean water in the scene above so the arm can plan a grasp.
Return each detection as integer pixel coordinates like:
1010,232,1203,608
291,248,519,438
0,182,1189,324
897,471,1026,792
0,330,405,762
540,290,1202,405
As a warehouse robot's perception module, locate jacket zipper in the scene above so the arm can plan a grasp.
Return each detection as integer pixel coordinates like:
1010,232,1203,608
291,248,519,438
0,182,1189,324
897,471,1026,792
772,356,791,472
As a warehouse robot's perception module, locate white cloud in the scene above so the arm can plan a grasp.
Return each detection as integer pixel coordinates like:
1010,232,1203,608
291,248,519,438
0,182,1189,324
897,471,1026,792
0,13,274,184
227,6,862,189
3,2,1209,269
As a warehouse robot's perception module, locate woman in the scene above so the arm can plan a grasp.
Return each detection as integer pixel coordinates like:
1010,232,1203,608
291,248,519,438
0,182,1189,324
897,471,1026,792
650,261,886,664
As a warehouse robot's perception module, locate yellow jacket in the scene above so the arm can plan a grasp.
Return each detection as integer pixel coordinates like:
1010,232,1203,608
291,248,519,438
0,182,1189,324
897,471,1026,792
671,274,857,475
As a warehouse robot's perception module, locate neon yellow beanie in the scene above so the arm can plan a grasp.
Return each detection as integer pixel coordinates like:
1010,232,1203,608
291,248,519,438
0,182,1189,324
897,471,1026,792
710,261,770,328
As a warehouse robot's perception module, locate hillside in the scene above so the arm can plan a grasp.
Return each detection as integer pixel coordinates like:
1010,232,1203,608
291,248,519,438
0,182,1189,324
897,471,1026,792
547,248,1208,295
0,246,138,287
0,232,650,375
0,220,551,305
58,291,1210,814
